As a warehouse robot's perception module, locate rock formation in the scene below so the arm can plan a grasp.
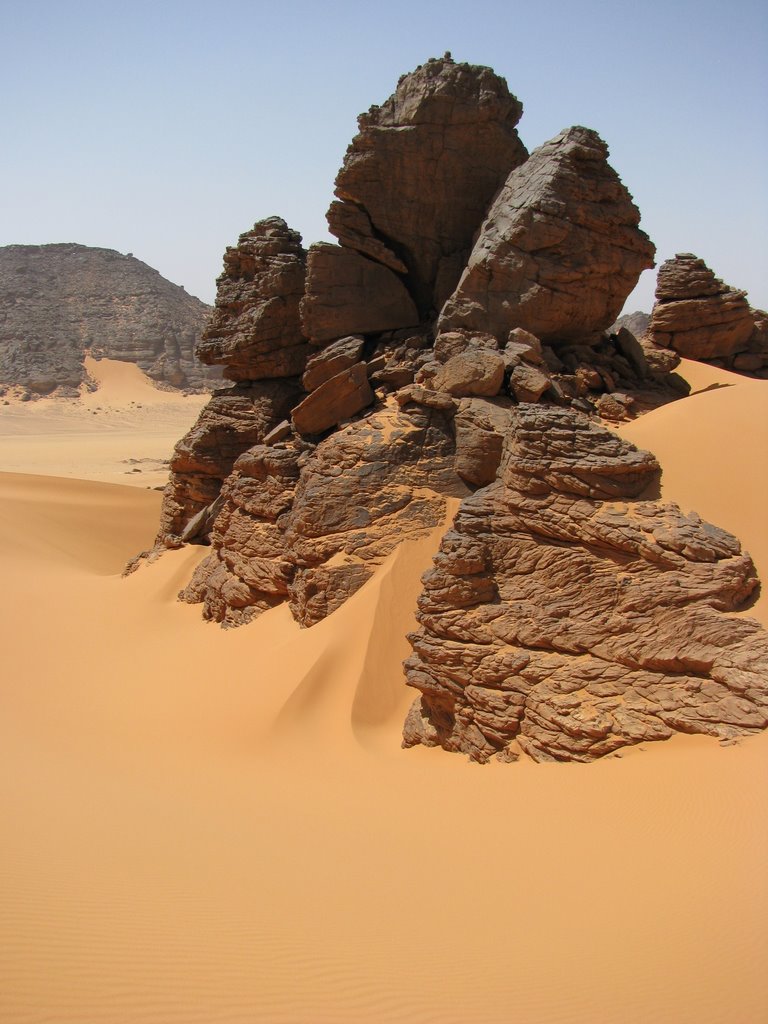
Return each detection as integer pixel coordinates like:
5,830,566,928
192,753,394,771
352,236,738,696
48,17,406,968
403,405,768,762
328,53,528,317
644,254,768,376
0,243,216,396
438,126,655,344
141,57,768,762
196,218,309,381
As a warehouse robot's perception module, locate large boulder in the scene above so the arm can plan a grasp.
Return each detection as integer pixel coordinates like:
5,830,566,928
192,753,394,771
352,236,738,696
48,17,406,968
328,54,528,316
438,126,656,344
300,243,419,343
195,218,309,381
645,253,756,360
404,405,768,762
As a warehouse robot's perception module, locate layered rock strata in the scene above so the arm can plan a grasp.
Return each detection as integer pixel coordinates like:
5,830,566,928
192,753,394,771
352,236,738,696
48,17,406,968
181,400,469,626
328,54,529,317
644,254,767,375
0,243,215,395
403,405,768,762
438,126,656,344
195,218,309,381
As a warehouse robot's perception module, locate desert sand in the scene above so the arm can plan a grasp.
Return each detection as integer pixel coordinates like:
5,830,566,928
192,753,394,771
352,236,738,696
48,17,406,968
0,360,766,1023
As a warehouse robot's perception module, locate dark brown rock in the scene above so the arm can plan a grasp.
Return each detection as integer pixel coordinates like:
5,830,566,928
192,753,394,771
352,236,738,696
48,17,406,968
438,126,656,344
404,405,768,762
419,348,506,397
453,398,513,486
509,363,551,402
155,380,300,547
182,403,470,627
0,243,216,395
300,244,419,343
291,362,374,435
330,54,528,315
195,218,309,381
646,254,755,360
302,335,365,391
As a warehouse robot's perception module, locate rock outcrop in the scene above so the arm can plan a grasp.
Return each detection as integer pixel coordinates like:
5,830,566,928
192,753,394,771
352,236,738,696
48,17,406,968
644,254,768,376
0,243,216,396
140,57,768,763
196,218,309,381
181,400,469,626
403,405,768,762
438,126,655,344
328,54,528,317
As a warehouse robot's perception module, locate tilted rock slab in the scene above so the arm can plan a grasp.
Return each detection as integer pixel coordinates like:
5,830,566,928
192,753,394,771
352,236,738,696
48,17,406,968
0,243,215,395
195,218,310,381
329,54,528,316
156,380,300,547
438,126,656,344
646,253,757,361
182,400,469,627
300,243,418,344
404,405,768,763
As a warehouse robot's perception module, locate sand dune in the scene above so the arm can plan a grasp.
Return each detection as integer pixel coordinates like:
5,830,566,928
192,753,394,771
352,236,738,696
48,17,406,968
1,366,767,1022
0,357,207,488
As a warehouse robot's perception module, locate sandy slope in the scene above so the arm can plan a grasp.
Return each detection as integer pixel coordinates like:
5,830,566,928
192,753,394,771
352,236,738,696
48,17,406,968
0,367,766,1022
0,357,207,488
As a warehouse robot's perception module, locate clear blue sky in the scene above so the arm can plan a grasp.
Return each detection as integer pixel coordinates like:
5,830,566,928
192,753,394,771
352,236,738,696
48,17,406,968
2,0,766,314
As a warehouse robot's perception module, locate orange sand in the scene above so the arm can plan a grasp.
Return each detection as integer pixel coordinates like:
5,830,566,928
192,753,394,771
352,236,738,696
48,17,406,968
0,363,766,1022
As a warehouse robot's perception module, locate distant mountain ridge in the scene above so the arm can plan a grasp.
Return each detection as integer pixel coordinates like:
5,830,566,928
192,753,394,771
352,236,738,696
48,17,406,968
0,243,219,396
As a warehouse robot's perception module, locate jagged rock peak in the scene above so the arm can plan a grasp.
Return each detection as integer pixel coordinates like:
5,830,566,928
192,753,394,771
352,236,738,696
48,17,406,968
404,404,768,763
0,242,215,395
196,217,309,382
328,55,529,318
438,125,656,344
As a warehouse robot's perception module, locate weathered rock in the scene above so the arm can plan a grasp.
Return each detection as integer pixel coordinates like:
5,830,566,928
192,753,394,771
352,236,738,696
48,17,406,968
438,126,655,344
156,380,300,547
195,218,309,381
419,348,506,397
404,405,768,762
302,335,365,391
291,362,374,435
646,254,755,360
330,54,528,315
453,398,513,486
611,310,650,340
509,363,551,403
0,243,215,395
300,244,418,343
182,402,470,626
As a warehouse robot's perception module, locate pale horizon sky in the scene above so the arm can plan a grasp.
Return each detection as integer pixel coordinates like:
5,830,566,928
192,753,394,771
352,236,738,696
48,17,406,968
1,0,766,316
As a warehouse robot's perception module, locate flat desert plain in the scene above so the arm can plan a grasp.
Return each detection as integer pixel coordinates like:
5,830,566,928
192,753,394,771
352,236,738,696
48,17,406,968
1,359,766,1023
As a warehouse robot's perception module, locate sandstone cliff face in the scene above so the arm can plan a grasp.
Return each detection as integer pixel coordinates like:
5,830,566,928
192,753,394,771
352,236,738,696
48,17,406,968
403,405,768,762
0,243,216,395
438,126,655,344
644,254,767,376
328,54,528,318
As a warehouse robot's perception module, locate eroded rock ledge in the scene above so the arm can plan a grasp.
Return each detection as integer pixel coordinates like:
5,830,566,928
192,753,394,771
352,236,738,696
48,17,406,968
403,405,768,762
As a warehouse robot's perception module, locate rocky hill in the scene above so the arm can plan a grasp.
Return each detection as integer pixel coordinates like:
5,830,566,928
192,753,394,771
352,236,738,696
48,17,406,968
0,243,218,396
139,55,768,763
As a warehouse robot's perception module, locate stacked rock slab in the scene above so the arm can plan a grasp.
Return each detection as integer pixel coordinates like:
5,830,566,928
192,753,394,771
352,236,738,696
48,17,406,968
181,400,469,626
403,405,768,762
327,54,529,318
438,127,656,344
196,217,309,381
155,218,309,548
0,243,216,395
645,254,767,375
